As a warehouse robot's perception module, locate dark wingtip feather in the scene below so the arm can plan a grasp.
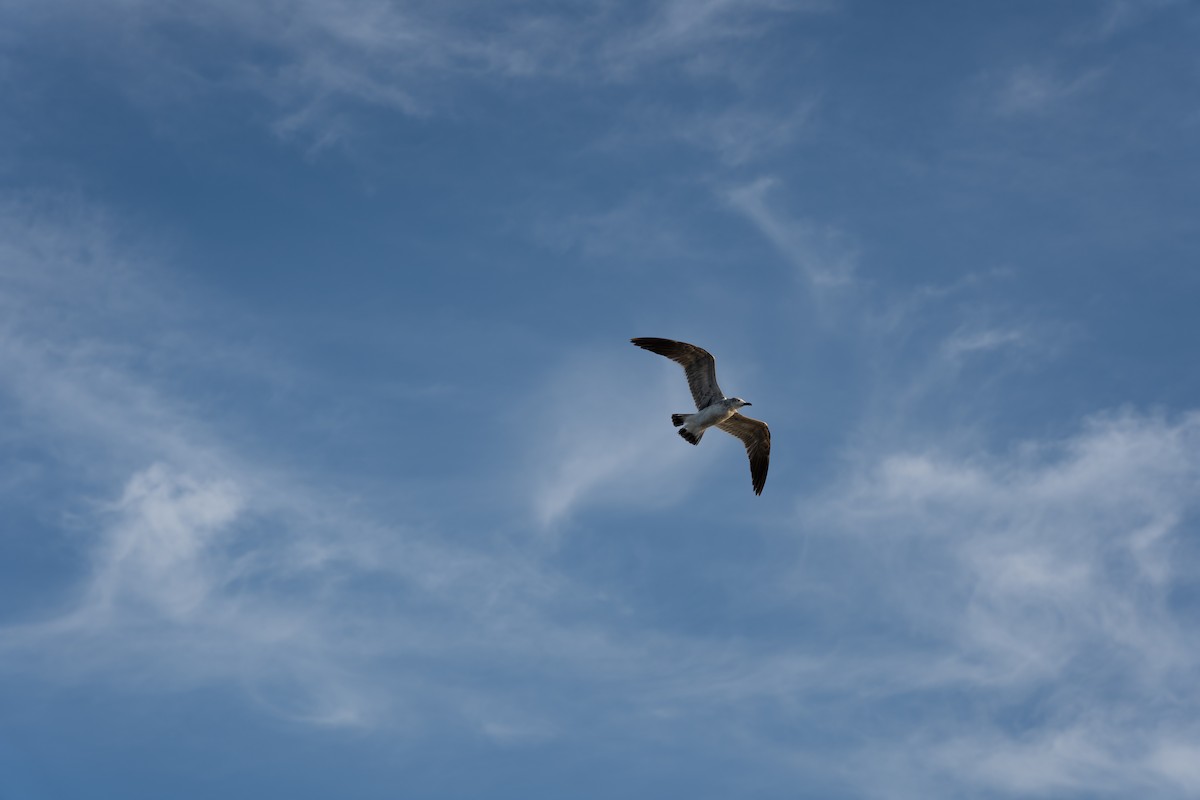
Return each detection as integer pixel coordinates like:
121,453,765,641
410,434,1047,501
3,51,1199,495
630,337,676,354
751,459,768,495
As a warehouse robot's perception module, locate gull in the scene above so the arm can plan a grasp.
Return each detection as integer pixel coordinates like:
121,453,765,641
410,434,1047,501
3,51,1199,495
631,337,771,495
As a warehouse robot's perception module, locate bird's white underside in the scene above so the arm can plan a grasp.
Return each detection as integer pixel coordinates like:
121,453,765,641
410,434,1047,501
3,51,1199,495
681,403,737,436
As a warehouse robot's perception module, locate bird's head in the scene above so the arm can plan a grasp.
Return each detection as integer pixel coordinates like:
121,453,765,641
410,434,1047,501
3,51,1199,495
730,397,752,408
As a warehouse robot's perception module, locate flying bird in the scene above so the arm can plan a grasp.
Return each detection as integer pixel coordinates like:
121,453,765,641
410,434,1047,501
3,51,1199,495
631,337,771,495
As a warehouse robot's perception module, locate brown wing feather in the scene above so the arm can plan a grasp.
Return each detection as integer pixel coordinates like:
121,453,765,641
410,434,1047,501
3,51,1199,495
630,338,724,409
716,412,771,495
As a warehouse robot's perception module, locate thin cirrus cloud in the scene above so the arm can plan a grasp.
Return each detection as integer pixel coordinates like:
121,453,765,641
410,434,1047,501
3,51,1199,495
11,0,835,149
939,324,1034,363
679,100,818,166
726,176,856,287
526,193,695,262
0,196,577,732
525,348,711,528
804,408,1200,796
1074,0,1185,42
991,64,1105,117
597,0,835,73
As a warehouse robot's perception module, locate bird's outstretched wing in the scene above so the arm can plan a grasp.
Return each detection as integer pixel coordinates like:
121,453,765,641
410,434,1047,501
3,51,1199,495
716,412,771,495
630,338,725,410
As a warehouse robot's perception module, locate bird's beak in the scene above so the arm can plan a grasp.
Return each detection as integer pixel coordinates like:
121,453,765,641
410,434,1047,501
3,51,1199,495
743,402,752,406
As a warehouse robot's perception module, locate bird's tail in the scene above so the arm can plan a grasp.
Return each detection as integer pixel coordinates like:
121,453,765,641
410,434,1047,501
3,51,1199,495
670,413,691,427
678,427,702,445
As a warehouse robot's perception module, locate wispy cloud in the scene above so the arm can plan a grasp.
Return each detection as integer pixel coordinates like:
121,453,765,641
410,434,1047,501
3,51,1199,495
523,348,709,528
1073,0,1186,43
725,176,856,286
8,0,835,150
678,100,818,165
940,324,1029,361
928,727,1200,797
525,192,694,263
991,64,1105,116
0,194,580,731
805,409,1200,795
599,0,835,75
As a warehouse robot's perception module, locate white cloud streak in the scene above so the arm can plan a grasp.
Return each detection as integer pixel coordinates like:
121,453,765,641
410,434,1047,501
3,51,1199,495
677,100,818,166
940,324,1028,360
808,409,1200,796
8,0,835,148
524,348,712,528
726,176,856,286
992,64,1104,117
1074,0,1186,43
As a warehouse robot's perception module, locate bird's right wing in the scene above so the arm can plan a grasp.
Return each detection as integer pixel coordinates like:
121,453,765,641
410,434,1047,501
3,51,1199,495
716,412,770,496
630,338,724,409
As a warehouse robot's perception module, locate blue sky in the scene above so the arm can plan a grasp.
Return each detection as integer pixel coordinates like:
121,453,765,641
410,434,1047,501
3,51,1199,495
2,1,1200,797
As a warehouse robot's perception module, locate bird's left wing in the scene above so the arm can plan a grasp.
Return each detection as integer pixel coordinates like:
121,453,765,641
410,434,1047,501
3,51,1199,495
630,337,724,409
716,412,771,496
